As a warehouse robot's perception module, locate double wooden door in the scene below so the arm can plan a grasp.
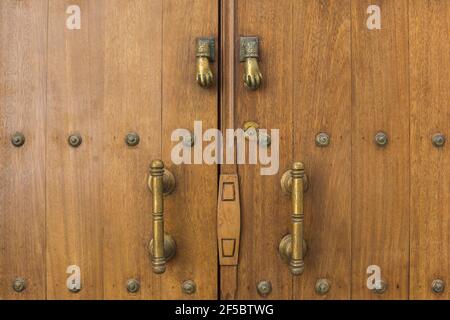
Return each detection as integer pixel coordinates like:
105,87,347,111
0,0,449,300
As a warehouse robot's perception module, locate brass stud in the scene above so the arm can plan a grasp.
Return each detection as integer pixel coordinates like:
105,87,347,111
126,279,140,293
181,280,196,295
68,133,82,148
315,279,330,295
12,277,26,293
432,133,446,148
372,280,388,294
258,132,271,147
257,280,272,297
125,132,140,147
182,132,195,148
243,121,259,140
11,132,25,147
431,279,445,294
374,132,388,146
315,132,330,147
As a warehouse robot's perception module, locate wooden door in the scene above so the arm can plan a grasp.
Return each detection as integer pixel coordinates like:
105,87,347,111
1,0,218,299
2,0,450,301
226,0,450,300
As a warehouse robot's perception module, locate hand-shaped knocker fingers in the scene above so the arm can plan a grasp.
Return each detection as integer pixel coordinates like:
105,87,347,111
196,38,215,89
243,57,262,90
240,37,262,91
196,56,214,88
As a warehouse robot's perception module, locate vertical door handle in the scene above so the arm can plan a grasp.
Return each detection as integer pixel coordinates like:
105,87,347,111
149,160,176,274
279,162,308,275
240,37,262,90
196,37,215,88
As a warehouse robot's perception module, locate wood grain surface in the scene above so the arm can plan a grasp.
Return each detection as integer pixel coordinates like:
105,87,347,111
351,0,410,299
0,0,48,300
409,0,450,300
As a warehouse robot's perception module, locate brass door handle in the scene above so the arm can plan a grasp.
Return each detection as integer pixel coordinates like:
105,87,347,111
279,162,308,275
149,160,176,274
196,37,215,88
240,37,262,90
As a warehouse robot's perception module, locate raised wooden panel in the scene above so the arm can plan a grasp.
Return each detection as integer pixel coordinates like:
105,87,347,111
409,0,450,300
0,0,47,299
292,0,352,300
351,0,410,299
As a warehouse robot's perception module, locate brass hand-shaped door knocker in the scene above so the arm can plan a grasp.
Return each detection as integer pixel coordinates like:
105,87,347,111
240,36,262,90
196,37,215,88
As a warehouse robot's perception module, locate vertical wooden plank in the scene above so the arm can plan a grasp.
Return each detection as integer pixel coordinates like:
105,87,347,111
351,0,410,299
47,0,104,299
409,0,450,300
292,0,352,300
161,0,218,299
0,0,47,299
101,0,163,300
235,0,294,299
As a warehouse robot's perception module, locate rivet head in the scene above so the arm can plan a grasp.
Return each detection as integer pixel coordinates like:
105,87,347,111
315,132,330,147
257,280,272,297
432,279,445,294
375,132,388,146
432,133,446,148
11,132,25,147
68,133,82,147
258,132,271,147
125,132,140,147
126,279,140,293
182,132,195,147
181,280,196,295
372,280,388,294
315,279,330,295
12,277,26,293
243,121,259,140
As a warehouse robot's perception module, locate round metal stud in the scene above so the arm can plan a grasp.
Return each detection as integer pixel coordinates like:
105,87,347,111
126,279,140,293
11,132,25,147
431,279,445,294
12,277,26,293
372,280,388,294
125,132,140,147
375,132,388,147
68,133,82,148
182,132,195,148
257,280,272,297
432,133,446,148
315,132,330,147
258,132,271,147
181,280,196,295
315,279,330,295
243,121,259,140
